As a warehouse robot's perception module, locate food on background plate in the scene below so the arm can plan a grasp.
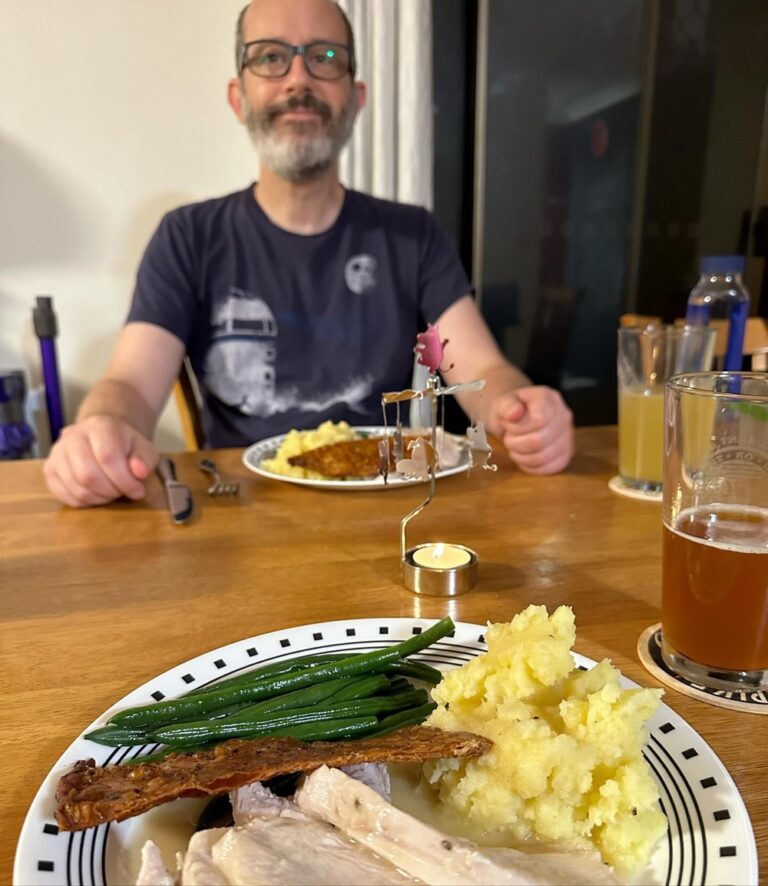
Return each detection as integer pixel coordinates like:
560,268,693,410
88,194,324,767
260,420,356,479
287,435,423,478
260,419,463,480
422,605,667,875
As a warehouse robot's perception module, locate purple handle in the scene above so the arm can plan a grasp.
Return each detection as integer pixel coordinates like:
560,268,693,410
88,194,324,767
40,338,64,442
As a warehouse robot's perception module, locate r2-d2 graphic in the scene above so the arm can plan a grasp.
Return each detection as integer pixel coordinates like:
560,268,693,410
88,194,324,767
205,288,278,416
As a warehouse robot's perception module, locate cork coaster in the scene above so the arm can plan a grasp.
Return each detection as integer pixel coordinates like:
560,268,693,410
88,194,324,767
608,475,662,502
638,624,768,714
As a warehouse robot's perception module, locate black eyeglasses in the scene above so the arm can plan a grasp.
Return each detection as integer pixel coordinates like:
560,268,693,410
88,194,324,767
240,40,354,80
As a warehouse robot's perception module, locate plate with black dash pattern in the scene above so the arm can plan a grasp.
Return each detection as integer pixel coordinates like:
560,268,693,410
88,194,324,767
14,619,758,885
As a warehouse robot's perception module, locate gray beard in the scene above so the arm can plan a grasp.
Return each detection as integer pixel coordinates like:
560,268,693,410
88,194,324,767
244,93,357,182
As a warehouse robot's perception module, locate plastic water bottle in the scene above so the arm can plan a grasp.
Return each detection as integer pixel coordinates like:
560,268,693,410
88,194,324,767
685,255,751,371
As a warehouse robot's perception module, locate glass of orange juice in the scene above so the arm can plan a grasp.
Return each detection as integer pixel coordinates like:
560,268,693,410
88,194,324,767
617,325,715,492
661,372,768,691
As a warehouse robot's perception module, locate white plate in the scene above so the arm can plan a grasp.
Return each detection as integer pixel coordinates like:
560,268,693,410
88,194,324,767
242,426,471,490
15,619,758,886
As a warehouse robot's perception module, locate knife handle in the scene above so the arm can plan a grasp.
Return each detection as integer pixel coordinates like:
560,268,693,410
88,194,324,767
157,457,177,483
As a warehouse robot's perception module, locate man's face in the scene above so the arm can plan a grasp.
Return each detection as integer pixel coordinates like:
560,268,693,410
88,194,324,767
233,0,364,181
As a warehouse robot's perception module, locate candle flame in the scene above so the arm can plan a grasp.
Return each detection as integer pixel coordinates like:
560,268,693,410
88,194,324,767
432,543,445,560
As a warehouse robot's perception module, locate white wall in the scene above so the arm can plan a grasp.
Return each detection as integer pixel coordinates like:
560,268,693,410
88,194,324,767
0,0,255,452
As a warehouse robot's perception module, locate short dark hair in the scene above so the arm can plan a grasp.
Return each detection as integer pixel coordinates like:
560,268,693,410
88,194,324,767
235,2,356,78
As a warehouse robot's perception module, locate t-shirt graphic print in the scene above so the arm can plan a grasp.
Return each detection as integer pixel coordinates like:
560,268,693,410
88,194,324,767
205,287,373,419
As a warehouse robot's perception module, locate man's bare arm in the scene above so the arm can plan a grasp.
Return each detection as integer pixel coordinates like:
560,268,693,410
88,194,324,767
44,323,186,506
435,296,527,431
76,323,186,437
435,296,573,474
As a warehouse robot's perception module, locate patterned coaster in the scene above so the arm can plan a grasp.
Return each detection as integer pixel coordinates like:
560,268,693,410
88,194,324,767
608,475,662,502
638,624,768,714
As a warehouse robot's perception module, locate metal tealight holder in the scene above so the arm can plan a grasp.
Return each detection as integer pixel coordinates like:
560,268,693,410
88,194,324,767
381,343,494,596
401,542,479,597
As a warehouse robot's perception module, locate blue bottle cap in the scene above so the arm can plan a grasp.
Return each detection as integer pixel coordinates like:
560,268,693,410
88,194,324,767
699,255,745,275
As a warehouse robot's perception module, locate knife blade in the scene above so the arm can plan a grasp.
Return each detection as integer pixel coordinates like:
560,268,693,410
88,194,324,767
157,457,194,524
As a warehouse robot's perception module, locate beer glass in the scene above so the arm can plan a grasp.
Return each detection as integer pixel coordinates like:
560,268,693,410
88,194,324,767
618,325,715,492
661,372,768,691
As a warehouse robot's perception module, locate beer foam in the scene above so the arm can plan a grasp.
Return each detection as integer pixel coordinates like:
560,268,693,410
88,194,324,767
668,504,768,554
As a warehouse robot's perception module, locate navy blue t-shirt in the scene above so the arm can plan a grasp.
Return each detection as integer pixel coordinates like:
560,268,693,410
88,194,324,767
127,186,471,447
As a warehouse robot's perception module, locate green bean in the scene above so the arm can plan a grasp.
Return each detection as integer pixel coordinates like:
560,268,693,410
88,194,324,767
150,710,327,745
111,677,389,754
223,676,364,718
185,653,346,696
384,660,444,684
151,688,429,745
325,674,390,702
199,655,441,697
85,726,151,747
111,617,454,730
384,676,414,694
185,651,440,698
371,702,438,736
177,701,255,723
277,717,379,741
97,679,392,746
90,691,300,748
110,667,334,729
220,687,428,729
107,677,366,745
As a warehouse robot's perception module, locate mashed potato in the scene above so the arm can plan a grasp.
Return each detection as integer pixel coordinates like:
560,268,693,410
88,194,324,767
423,605,667,875
260,420,356,479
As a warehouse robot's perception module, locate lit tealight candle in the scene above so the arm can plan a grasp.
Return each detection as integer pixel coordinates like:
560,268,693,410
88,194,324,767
412,543,471,570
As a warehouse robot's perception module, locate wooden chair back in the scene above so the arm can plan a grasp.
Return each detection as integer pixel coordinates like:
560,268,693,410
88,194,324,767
672,317,768,369
619,314,768,369
173,357,205,451
619,313,661,328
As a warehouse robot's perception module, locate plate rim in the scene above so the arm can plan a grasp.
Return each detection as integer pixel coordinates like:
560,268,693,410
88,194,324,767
241,425,471,490
14,617,759,886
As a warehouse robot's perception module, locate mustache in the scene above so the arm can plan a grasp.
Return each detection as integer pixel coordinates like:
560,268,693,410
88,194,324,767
266,93,332,124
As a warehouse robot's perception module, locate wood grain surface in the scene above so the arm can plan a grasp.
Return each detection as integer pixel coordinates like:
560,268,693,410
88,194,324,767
1,426,765,882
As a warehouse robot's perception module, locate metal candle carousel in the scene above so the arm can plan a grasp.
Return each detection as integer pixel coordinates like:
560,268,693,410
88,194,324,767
379,325,496,596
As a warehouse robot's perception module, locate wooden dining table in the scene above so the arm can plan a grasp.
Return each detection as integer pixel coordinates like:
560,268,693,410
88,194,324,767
1,425,765,884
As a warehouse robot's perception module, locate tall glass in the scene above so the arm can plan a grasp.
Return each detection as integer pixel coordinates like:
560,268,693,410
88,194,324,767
618,326,716,491
661,372,768,691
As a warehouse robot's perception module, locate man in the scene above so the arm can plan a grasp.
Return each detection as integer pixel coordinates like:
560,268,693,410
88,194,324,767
44,0,573,508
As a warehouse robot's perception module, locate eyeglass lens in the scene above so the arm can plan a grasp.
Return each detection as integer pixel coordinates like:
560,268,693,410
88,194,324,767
242,41,351,80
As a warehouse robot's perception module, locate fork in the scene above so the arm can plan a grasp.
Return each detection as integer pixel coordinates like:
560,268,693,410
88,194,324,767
199,458,240,496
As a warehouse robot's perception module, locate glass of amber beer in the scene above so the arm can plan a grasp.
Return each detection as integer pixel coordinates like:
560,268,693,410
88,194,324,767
661,372,768,691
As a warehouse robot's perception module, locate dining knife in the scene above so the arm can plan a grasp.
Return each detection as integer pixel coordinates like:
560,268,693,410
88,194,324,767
157,457,194,524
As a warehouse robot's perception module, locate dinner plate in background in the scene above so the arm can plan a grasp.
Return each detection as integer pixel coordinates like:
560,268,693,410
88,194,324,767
242,426,471,490
14,618,758,886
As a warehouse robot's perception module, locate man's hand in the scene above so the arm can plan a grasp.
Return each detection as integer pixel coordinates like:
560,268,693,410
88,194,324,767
491,386,574,475
43,416,159,507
